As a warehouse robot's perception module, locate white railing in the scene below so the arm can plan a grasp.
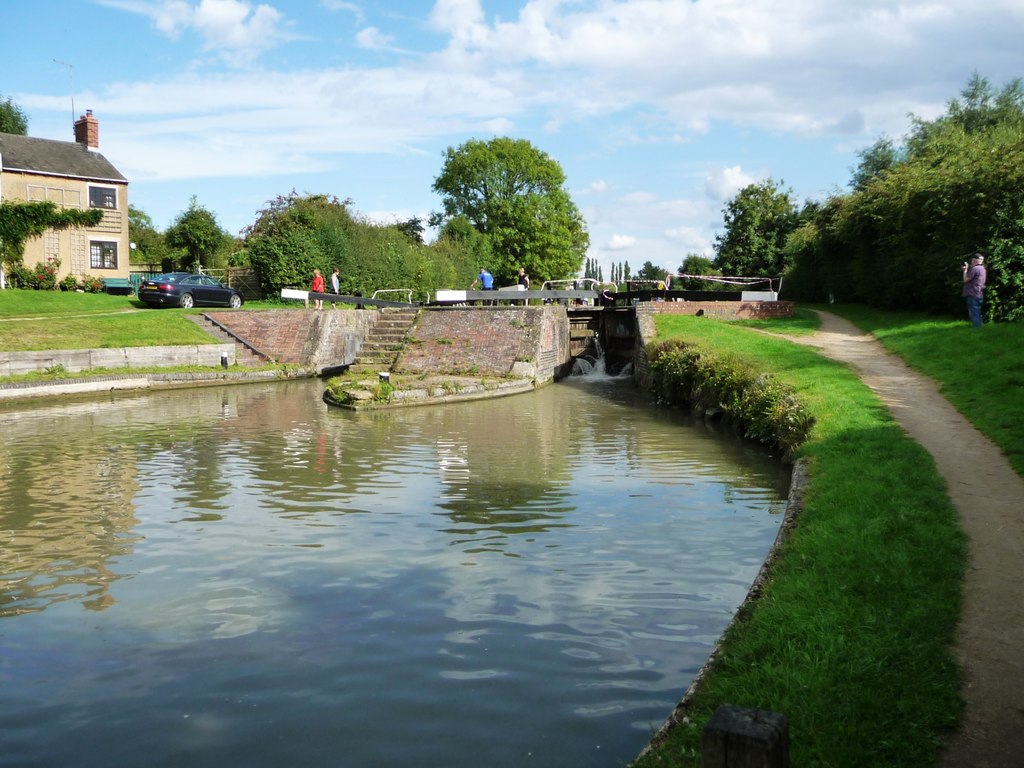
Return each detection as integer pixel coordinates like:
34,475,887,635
371,288,414,303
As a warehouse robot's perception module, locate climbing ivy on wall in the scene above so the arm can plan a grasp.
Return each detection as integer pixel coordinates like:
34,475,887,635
0,200,104,267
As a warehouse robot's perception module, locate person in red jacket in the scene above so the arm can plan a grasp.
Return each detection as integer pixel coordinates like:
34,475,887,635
310,269,326,310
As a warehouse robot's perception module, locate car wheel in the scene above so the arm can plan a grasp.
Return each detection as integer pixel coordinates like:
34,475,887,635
179,293,194,309
229,294,242,309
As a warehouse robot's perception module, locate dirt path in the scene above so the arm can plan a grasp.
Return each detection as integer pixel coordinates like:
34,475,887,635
778,311,1024,766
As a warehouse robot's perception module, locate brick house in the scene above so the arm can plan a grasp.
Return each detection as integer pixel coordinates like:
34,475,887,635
0,110,130,288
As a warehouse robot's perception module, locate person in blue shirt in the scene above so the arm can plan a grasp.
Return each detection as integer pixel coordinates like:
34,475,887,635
471,267,494,290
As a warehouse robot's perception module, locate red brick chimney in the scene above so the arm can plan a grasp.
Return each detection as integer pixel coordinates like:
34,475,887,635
74,109,99,149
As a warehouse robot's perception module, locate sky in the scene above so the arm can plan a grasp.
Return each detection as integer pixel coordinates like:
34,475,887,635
3,0,1021,279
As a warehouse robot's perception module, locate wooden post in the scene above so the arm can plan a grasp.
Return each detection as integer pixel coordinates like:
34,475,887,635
701,704,789,768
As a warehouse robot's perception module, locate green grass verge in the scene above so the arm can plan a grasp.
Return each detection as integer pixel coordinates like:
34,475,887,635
0,309,217,351
810,304,1024,478
0,289,295,352
634,314,965,767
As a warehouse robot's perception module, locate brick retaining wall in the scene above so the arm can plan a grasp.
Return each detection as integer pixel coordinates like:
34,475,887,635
206,309,375,367
396,305,569,380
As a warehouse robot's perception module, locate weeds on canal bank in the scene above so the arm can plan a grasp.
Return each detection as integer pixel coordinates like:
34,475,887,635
635,313,965,768
646,340,814,458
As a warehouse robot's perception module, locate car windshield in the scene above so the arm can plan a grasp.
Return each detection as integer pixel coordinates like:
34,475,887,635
154,274,183,283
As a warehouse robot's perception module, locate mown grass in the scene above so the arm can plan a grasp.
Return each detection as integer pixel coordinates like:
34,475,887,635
0,289,289,353
811,304,1024,478
635,313,966,767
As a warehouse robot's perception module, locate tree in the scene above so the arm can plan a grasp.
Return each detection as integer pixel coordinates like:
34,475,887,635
851,137,901,190
431,137,589,284
128,206,171,267
714,179,799,277
635,260,668,281
396,217,425,244
675,254,720,290
0,94,28,135
164,196,229,271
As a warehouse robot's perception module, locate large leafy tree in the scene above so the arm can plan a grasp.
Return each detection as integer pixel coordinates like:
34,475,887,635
714,179,799,277
0,94,28,135
165,196,229,271
431,137,589,284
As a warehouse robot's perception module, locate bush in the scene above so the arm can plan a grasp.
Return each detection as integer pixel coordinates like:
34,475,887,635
60,274,79,291
29,258,60,290
647,338,815,457
7,263,33,288
79,274,105,293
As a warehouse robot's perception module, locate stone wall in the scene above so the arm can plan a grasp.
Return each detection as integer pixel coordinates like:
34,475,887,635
0,344,236,376
206,309,375,369
395,305,569,381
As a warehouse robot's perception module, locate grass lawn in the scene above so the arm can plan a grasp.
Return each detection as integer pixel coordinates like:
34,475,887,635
635,311,967,767
0,289,291,353
812,304,1024,478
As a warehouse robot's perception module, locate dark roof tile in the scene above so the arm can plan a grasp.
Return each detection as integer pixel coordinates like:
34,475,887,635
0,132,127,183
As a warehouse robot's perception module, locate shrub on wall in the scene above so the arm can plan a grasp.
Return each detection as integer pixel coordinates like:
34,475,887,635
647,338,814,458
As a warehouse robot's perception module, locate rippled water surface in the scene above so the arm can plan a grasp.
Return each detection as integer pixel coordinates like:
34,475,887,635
0,376,788,767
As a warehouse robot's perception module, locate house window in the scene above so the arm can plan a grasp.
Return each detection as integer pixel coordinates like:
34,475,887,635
89,185,118,210
90,241,118,270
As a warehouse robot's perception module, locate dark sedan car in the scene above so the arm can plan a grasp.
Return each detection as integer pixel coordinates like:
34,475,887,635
138,273,244,309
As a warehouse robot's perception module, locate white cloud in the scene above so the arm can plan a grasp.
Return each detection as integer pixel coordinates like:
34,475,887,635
101,0,294,65
606,234,636,251
356,27,396,51
704,166,759,202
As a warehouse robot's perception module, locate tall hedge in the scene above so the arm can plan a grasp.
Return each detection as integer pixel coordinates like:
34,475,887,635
784,76,1024,321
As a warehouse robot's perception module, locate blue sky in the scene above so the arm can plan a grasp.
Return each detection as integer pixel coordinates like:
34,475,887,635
4,0,1021,278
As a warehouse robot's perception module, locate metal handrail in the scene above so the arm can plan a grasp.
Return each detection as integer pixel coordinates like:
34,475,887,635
371,288,414,303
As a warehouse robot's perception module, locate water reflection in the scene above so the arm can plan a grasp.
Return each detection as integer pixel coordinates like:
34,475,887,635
0,378,789,768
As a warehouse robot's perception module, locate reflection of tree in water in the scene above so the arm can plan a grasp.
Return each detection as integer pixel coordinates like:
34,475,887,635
0,410,141,617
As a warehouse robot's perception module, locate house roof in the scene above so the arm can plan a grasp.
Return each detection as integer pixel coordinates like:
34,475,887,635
0,132,127,184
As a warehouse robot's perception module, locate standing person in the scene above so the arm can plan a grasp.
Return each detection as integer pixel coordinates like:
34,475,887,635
961,253,987,327
517,267,530,305
470,267,494,305
311,268,325,310
330,267,340,309
470,267,494,290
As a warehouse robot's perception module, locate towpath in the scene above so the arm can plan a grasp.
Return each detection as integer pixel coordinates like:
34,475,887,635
780,310,1024,767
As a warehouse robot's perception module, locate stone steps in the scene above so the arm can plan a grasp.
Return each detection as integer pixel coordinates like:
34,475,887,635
348,308,419,373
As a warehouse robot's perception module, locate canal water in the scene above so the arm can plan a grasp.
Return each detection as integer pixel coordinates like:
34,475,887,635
0,375,789,768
